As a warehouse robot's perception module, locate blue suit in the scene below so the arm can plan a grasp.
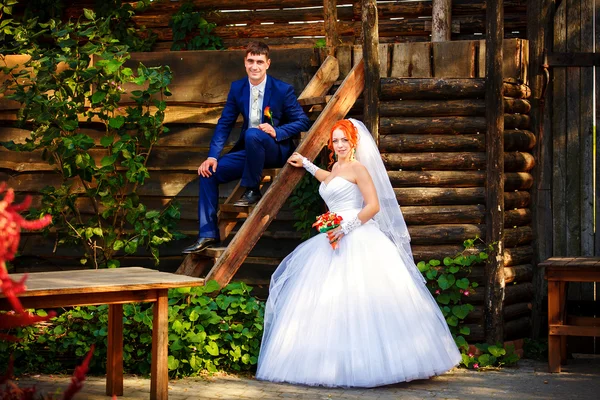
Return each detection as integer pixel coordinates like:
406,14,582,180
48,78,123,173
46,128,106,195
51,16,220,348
198,75,310,239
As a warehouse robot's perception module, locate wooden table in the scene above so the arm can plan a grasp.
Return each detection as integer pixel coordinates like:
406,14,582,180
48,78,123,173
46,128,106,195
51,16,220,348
540,257,600,373
0,267,204,399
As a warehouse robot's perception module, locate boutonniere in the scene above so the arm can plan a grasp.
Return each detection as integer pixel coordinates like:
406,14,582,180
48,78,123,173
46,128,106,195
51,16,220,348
264,106,274,126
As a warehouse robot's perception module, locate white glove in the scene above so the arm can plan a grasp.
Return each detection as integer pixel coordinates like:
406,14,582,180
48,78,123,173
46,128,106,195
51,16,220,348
341,216,362,235
301,157,319,176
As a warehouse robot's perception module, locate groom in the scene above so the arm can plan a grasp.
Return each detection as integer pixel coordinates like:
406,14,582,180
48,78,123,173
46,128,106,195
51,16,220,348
183,41,311,254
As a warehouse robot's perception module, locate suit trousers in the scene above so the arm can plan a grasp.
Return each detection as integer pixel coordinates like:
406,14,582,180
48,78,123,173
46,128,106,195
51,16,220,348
198,128,291,239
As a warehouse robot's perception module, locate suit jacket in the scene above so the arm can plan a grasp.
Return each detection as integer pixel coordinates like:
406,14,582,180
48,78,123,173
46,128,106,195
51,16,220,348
208,75,310,159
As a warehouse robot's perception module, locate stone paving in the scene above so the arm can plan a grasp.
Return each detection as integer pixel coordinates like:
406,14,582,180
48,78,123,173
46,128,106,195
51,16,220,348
11,358,600,400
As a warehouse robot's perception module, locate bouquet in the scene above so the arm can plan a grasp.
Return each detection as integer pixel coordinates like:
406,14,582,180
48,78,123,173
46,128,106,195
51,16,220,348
312,211,343,249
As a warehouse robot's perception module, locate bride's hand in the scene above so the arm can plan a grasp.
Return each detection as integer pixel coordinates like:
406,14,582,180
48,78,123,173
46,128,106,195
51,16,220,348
287,152,304,168
327,227,344,245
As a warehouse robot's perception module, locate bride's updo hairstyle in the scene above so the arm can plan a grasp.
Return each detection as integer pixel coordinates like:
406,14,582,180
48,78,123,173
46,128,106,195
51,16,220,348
327,119,359,167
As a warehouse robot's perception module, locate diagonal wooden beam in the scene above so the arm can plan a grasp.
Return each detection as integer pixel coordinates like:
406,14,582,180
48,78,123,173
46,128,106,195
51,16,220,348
205,59,365,287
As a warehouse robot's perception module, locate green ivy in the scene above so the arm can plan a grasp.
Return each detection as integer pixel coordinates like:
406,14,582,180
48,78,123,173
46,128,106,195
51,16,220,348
0,281,264,377
93,0,157,52
0,7,182,267
419,238,520,369
289,170,323,239
169,2,224,51
461,343,520,369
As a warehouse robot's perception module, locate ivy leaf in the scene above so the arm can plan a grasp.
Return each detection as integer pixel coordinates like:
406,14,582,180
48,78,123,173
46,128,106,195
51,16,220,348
145,210,160,219
91,90,107,104
101,155,117,167
460,326,471,335
452,304,471,319
107,260,120,269
437,274,456,290
112,240,124,251
167,355,179,370
100,135,114,147
83,8,95,20
92,227,103,237
436,293,450,305
108,116,125,129
205,341,219,356
488,345,506,357
125,238,139,254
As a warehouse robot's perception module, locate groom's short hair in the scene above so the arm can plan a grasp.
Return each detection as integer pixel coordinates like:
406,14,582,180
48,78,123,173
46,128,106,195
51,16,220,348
245,41,270,59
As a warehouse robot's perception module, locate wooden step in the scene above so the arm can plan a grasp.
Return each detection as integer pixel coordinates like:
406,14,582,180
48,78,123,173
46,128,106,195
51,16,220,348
298,95,332,107
195,246,282,265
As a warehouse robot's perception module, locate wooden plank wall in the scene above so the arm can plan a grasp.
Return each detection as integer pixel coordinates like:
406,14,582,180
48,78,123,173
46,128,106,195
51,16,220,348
61,0,528,50
369,38,533,342
0,49,317,280
543,0,598,353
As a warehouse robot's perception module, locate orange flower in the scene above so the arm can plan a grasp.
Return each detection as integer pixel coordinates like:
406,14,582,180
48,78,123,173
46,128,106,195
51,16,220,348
264,106,274,125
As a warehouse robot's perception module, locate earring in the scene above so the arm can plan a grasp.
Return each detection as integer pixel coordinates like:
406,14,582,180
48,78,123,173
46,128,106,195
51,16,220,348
350,148,356,161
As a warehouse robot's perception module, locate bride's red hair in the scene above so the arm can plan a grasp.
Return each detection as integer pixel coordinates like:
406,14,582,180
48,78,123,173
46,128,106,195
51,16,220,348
327,120,359,168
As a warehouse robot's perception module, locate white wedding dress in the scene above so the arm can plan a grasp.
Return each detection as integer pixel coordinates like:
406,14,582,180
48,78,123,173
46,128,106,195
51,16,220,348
256,175,462,387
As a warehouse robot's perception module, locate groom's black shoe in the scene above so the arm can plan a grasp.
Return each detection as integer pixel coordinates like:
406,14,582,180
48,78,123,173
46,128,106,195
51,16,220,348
182,237,218,254
233,188,262,206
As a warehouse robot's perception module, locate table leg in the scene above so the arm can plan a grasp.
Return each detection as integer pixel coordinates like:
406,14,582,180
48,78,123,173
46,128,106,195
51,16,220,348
107,304,124,396
151,289,169,400
559,282,567,365
548,281,561,372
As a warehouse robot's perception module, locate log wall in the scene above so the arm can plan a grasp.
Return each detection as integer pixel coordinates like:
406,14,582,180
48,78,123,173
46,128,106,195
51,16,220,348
61,0,528,50
371,45,533,341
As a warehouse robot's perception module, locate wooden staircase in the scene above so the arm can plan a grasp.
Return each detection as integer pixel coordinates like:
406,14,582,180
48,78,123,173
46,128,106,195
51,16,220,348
176,56,365,287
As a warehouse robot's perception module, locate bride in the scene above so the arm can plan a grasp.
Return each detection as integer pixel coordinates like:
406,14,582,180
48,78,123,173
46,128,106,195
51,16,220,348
255,119,461,387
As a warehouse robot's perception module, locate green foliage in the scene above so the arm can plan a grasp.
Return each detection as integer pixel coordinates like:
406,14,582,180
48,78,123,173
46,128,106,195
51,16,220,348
418,238,485,352
289,171,323,239
0,281,265,377
419,238,520,369
93,0,157,52
461,343,520,369
0,6,181,268
314,39,327,49
0,0,17,17
169,2,224,51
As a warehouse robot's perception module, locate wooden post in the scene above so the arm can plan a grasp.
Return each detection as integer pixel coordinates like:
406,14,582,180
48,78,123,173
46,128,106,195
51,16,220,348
151,290,169,400
484,0,506,344
361,0,380,144
106,304,124,397
323,0,339,56
528,0,553,338
431,0,452,42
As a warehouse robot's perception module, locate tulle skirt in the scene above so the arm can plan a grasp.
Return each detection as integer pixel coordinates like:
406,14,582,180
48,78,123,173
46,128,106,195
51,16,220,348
256,222,462,387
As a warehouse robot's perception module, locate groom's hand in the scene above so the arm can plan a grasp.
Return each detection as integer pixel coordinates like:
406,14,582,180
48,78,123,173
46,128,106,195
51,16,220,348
258,123,276,138
198,158,218,177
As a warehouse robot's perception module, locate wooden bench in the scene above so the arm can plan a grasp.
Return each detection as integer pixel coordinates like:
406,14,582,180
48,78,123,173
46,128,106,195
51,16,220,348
540,257,600,372
0,267,204,399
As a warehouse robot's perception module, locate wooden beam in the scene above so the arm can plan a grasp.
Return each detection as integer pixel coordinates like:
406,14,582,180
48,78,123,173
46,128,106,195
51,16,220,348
484,0,506,344
323,0,339,56
361,0,380,144
546,52,600,67
205,60,365,287
528,0,554,340
431,0,452,42
297,56,340,101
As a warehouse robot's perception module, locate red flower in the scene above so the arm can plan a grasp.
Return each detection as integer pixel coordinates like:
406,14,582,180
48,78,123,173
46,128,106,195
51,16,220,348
263,106,274,125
